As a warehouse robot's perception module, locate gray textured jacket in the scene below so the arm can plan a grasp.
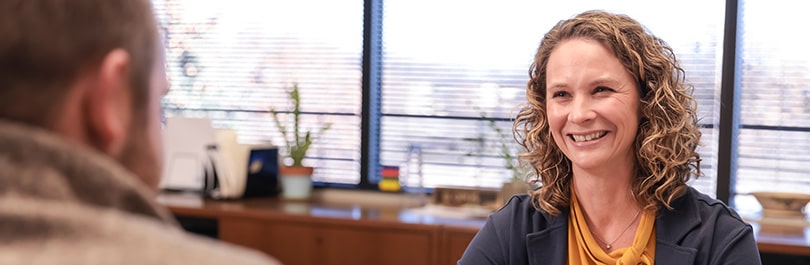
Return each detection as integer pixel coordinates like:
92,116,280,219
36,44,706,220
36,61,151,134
0,120,280,265
459,187,761,265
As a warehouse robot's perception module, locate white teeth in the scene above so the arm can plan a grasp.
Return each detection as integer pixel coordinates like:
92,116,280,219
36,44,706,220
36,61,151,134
572,131,607,142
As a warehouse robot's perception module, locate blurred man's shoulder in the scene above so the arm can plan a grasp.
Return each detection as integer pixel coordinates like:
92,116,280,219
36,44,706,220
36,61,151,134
0,198,281,265
110,212,283,265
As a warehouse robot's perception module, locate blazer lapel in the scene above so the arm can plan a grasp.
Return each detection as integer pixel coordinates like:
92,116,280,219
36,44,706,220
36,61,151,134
654,188,702,265
655,241,698,265
526,210,569,265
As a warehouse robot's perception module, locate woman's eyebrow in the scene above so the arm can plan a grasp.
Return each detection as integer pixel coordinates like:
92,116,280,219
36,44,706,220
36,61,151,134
589,78,622,88
547,82,568,90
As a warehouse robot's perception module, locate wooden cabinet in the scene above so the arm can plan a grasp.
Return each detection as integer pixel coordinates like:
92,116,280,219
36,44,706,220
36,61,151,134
320,225,436,265
220,218,320,265
439,226,479,265
219,217,447,265
163,194,484,265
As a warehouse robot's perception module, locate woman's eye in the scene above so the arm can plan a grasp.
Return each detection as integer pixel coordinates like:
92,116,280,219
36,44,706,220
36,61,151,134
594,86,613,93
551,91,569,98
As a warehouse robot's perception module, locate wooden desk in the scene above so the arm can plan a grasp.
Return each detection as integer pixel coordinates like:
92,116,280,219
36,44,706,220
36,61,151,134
159,192,810,264
159,192,484,265
747,217,810,256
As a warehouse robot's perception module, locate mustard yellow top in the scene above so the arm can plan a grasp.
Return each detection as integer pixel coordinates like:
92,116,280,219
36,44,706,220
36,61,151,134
568,186,656,265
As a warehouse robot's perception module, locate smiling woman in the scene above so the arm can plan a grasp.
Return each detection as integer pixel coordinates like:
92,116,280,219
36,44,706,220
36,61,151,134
458,10,760,265
545,38,641,177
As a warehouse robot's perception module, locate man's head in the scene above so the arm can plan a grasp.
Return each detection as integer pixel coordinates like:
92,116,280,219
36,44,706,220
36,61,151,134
0,0,167,189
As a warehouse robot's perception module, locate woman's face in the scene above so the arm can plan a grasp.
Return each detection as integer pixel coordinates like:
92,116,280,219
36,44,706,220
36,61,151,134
545,38,640,173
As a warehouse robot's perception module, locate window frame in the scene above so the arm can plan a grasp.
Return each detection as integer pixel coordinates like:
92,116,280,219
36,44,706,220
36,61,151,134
159,0,806,208
357,0,742,202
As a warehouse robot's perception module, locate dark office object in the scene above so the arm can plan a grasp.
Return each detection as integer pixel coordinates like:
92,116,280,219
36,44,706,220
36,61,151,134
242,146,280,198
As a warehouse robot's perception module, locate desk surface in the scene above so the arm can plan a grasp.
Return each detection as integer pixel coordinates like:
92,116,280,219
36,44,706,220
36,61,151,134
158,192,487,229
747,216,810,256
158,192,810,256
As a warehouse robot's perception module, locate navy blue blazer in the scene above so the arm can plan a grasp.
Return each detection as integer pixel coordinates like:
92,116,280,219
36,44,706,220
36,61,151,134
458,187,761,265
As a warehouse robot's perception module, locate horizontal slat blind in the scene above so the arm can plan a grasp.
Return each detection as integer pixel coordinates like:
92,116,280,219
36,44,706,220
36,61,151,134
380,0,723,193
734,0,810,214
154,0,364,184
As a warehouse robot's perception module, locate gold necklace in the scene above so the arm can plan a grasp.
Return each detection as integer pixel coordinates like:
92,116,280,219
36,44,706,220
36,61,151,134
594,209,641,250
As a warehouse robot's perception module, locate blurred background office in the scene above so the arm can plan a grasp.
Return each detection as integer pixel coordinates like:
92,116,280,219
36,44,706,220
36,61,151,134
154,0,809,263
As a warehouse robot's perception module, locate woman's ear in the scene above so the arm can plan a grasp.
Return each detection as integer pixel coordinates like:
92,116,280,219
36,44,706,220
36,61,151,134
83,49,133,157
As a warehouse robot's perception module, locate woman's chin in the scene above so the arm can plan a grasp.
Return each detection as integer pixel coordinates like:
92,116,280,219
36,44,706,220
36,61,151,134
568,153,617,172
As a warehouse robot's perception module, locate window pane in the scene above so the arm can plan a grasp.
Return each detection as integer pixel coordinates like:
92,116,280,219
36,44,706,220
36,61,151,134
380,0,723,194
734,0,810,215
154,0,363,184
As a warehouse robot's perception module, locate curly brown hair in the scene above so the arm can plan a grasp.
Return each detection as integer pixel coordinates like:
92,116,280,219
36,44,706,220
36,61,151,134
514,10,702,215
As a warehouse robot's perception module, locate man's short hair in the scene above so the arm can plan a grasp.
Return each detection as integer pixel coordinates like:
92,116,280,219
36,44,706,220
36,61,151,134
0,0,158,127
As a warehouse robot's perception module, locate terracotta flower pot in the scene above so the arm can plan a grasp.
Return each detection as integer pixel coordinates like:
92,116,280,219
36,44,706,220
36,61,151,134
279,166,314,200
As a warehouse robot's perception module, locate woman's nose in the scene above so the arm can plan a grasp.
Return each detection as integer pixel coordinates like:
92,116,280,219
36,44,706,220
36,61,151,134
568,97,596,124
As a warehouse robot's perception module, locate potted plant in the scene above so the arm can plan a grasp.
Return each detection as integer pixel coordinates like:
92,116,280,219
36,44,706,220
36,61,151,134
465,112,532,205
270,83,331,200
482,116,532,205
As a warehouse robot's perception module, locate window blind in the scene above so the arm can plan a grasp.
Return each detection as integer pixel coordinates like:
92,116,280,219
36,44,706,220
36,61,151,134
380,0,724,193
153,0,364,184
734,0,810,214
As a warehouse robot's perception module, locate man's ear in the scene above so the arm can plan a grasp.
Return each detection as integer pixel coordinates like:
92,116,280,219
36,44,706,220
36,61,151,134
84,49,133,157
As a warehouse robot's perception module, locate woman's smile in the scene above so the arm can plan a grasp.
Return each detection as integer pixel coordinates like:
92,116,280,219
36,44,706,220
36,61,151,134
569,131,608,143
545,38,640,172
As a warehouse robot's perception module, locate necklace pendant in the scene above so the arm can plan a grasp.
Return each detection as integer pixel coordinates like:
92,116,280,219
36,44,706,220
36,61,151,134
606,244,612,250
